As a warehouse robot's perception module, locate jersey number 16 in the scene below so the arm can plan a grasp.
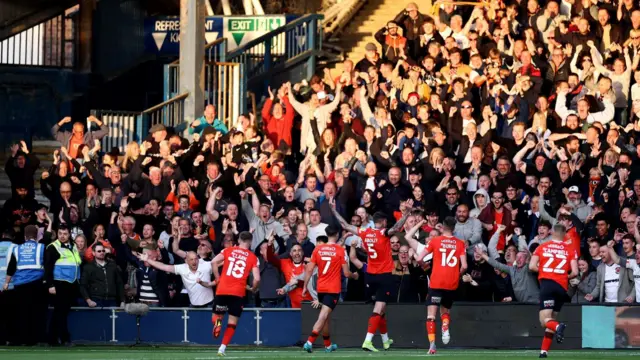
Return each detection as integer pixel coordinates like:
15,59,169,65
440,248,458,267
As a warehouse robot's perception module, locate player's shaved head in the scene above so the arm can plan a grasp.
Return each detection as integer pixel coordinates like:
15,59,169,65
238,231,253,244
443,217,456,232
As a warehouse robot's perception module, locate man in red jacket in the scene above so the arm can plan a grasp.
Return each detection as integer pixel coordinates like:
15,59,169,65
262,84,294,150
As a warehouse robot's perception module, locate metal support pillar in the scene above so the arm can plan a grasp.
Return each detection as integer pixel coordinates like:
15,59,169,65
179,0,205,132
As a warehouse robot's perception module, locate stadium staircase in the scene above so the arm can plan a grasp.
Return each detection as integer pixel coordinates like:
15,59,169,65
325,0,411,74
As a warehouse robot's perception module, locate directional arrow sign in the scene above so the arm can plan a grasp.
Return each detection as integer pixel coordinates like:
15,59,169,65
204,32,219,44
152,32,167,51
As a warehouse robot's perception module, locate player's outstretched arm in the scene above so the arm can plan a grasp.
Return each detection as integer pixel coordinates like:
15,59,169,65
342,263,359,280
529,254,539,272
137,253,175,273
302,261,317,297
388,211,411,236
404,219,426,251
329,199,359,234
349,242,364,269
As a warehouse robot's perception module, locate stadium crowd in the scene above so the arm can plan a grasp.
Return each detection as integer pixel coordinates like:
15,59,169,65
2,0,640,347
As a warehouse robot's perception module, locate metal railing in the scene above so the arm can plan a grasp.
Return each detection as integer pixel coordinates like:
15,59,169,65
91,110,139,153
225,14,324,111
91,93,189,152
139,92,189,133
205,62,241,129
165,59,240,129
0,5,79,68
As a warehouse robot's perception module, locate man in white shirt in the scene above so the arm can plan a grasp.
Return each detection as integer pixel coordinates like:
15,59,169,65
610,243,640,304
138,251,214,307
586,244,636,303
307,209,328,245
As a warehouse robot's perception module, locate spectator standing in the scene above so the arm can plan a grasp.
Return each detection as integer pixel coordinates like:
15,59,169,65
189,104,229,136
5,141,39,199
51,116,108,159
80,243,125,308
139,251,214,308
262,84,295,149
479,229,540,303
393,2,425,60
568,258,597,303
585,244,636,303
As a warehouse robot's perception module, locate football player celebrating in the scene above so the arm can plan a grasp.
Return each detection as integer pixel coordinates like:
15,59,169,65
331,199,410,352
412,216,467,355
302,229,358,353
211,231,260,357
529,224,578,358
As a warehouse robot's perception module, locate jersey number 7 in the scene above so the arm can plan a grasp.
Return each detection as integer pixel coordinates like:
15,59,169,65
321,256,332,275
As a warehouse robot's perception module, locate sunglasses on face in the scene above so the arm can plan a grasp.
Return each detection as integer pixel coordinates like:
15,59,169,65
95,250,105,253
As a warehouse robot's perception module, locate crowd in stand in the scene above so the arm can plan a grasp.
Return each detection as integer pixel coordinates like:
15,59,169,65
2,0,640,346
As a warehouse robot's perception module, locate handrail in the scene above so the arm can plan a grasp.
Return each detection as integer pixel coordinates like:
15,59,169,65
322,0,364,37
430,0,490,15
142,92,189,114
170,38,227,65
226,14,324,59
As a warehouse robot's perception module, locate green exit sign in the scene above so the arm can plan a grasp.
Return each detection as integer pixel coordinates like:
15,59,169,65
228,19,254,31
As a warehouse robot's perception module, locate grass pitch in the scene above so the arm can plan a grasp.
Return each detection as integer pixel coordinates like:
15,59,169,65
1,347,640,360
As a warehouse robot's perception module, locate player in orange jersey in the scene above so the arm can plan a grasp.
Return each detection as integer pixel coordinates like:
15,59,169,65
302,228,358,353
556,210,581,258
211,231,260,357
529,224,578,358
331,199,410,352
410,217,467,355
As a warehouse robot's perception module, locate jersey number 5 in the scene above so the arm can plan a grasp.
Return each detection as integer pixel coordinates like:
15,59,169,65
226,257,247,279
366,246,378,259
542,253,567,274
440,248,458,267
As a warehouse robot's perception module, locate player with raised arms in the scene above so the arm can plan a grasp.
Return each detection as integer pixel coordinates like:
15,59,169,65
330,198,410,352
302,228,359,353
529,224,578,358
211,231,260,357
411,216,467,355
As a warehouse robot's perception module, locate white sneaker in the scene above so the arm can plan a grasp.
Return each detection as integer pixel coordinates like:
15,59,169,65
442,329,450,345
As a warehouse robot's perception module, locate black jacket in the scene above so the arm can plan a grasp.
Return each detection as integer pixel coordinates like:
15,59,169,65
79,260,125,303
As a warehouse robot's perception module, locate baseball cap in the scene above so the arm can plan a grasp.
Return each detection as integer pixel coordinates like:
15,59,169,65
36,203,49,212
568,186,580,193
365,43,377,51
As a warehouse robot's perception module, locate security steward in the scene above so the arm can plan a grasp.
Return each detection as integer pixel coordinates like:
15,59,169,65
44,225,81,346
4,225,45,345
